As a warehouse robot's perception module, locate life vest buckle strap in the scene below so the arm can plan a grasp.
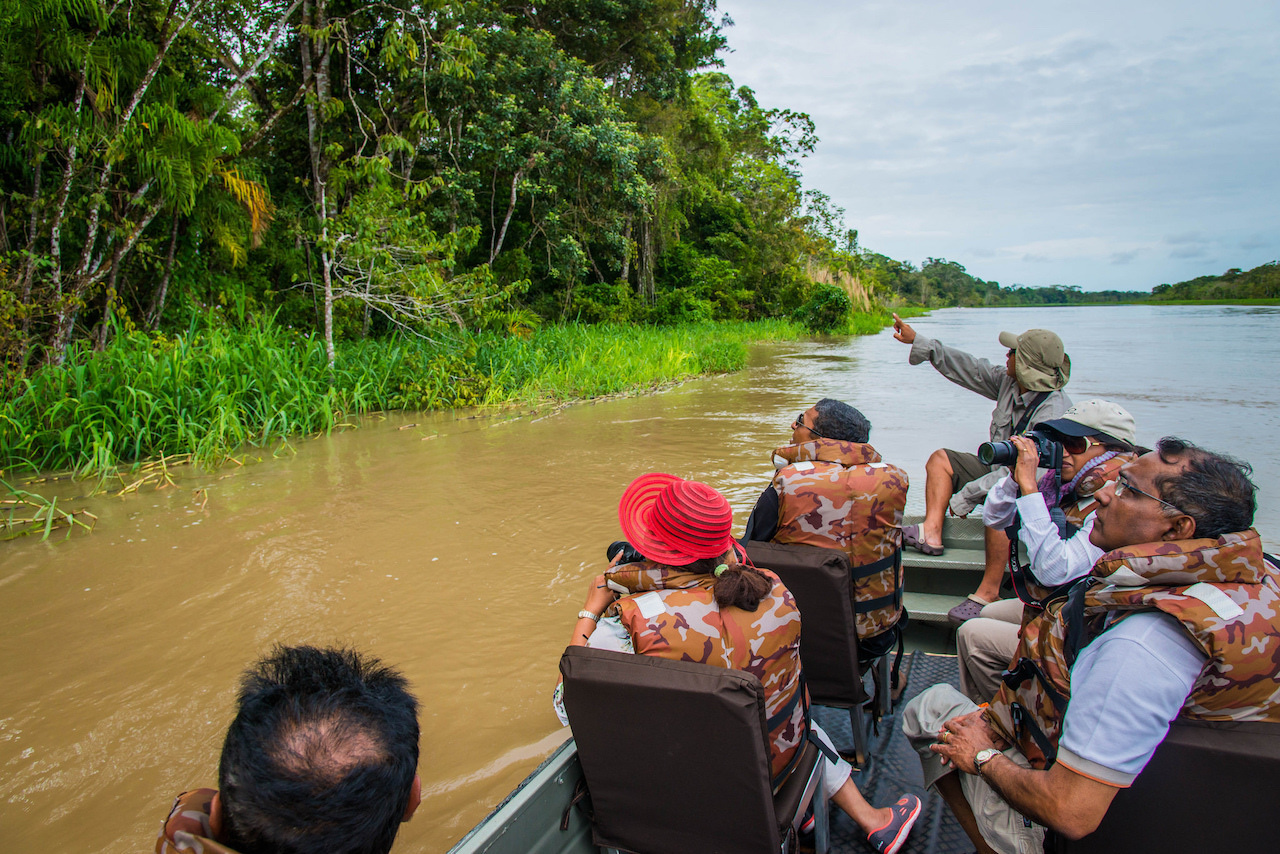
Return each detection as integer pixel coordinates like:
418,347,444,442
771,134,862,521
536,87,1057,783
1001,657,1067,713
766,682,804,731
854,591,898,614
1011,701,1058,767
771,674,812,791
851,550,899,580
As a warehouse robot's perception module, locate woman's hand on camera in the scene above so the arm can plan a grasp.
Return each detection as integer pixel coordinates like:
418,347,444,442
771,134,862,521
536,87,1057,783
1012,435,1041,495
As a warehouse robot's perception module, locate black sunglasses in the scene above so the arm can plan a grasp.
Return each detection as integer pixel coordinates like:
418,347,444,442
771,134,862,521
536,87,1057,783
792,412,825,438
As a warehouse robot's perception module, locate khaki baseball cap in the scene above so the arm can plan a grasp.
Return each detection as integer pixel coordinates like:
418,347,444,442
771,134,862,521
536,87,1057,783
1038,399,1137,446
998,328,1070,392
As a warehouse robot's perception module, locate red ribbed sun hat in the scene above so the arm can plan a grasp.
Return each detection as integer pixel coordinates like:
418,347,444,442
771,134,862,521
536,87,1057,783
618,473,734,566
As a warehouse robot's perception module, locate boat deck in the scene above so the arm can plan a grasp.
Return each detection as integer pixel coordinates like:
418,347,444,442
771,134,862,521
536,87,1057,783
899,514,1016,629
808,651,968,854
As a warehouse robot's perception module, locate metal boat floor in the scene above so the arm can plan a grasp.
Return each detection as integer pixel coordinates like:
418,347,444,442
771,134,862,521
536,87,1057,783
811,651,970,854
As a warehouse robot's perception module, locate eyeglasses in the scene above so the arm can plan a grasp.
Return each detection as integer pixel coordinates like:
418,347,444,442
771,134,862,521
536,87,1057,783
1114,474,1185,515
1061,434,1095,455
792,412,825,439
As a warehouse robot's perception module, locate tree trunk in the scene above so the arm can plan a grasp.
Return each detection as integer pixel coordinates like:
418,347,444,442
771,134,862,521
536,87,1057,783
47,198,164,361
46,48,94,308
639,213,656,301
94,259,123,351
321,246,335,368
209,0,302,122
147,212,182,330
489,164,527,265
45,2,202,366
301,0,336,371
620,214,633,284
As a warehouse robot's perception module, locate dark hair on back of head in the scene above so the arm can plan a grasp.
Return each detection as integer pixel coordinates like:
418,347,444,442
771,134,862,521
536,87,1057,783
218,645,420,854
675,553,773,611
1153,437,1256,539
812,398,871,444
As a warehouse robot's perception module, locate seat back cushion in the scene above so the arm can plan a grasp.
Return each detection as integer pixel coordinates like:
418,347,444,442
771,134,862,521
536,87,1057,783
746,540,865,706
560,646,779,854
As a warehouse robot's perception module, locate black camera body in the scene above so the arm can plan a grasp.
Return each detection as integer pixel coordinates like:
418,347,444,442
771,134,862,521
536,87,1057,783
606,540,646,565
978,428,1063,470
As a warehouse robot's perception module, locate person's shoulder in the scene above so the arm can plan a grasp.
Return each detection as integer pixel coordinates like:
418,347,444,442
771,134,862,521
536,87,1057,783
156,789,241,854
1081,611,1207,683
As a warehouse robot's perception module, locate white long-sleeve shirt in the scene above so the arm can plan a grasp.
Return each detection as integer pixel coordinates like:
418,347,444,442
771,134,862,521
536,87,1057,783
981,475,1103,587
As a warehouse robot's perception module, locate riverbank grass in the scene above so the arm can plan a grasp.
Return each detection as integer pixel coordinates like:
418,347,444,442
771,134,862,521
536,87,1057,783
0,318,832,478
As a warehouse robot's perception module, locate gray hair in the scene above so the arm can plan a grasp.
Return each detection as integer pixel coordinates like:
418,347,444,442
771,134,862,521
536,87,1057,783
812,398,870,444
1153,437,1256,539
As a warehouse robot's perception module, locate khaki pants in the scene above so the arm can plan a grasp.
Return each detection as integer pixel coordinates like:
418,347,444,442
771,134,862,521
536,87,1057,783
956,598,1023,703
901,684,1046,854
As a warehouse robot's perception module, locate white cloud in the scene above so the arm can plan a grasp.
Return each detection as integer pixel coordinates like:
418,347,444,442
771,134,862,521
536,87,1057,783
716,0,1280,290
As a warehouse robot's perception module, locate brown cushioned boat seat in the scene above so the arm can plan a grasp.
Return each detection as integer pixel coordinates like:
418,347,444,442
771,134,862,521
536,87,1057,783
1047,716,1280,853
745,540,868,708
559,645,822,854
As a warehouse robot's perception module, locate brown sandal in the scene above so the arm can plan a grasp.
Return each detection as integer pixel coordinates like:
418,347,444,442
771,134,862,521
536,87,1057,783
947,595,992,626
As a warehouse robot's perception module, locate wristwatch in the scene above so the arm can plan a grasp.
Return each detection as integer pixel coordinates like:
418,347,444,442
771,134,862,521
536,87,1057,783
577,609,601,623
974,748,1001,775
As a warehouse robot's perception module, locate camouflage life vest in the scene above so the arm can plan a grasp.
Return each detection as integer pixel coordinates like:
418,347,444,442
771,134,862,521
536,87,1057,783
987,529,1280,769
770,438,908,639
604,561,805,783
156,789,241,854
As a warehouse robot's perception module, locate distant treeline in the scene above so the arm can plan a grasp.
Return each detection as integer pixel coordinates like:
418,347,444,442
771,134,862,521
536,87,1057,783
860,257,1280,307
5,1,1270,386
1150,263,1280,302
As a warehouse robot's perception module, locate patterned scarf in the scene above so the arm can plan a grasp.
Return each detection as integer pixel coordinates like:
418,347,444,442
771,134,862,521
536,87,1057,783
1037,450,1120,508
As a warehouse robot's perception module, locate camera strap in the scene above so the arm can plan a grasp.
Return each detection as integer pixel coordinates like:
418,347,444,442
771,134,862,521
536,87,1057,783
1012,391,1052,436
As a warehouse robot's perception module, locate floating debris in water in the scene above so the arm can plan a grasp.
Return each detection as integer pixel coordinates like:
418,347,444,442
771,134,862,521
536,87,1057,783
1,479,97,541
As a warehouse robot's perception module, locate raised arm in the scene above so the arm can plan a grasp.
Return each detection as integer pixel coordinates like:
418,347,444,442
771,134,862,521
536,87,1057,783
894,314,1005,400
1008,436,1102,586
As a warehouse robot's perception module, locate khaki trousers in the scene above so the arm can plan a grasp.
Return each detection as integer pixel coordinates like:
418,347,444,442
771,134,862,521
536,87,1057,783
901,684,1046,854
956,598,1023,703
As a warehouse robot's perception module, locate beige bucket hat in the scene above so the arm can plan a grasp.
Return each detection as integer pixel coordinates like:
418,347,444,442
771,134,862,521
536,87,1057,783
998,328,1070,392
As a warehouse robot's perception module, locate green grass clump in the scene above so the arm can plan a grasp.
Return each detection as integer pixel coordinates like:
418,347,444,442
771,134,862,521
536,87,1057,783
472,320,802,403
0,318,809,476
0,322,356,475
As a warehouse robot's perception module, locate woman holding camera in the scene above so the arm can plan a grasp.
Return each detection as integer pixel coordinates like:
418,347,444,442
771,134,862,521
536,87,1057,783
553,473,921,854
954,400,1141,703
949,399,1141,625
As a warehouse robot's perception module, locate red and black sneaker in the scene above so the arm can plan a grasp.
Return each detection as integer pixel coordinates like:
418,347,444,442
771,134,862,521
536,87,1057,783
867,793,922,854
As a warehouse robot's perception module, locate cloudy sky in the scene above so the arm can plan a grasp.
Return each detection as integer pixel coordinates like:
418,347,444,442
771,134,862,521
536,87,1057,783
716,0,1279,291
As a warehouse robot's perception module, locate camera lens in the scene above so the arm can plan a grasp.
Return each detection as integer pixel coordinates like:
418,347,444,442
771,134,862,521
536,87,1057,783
978,440,1017,466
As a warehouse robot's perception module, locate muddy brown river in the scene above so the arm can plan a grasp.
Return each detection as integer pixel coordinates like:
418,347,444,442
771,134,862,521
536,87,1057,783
1,305,1275,852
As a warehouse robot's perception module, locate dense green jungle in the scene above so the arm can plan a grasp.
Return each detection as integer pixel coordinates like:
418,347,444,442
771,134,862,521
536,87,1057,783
0,1,1273,516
